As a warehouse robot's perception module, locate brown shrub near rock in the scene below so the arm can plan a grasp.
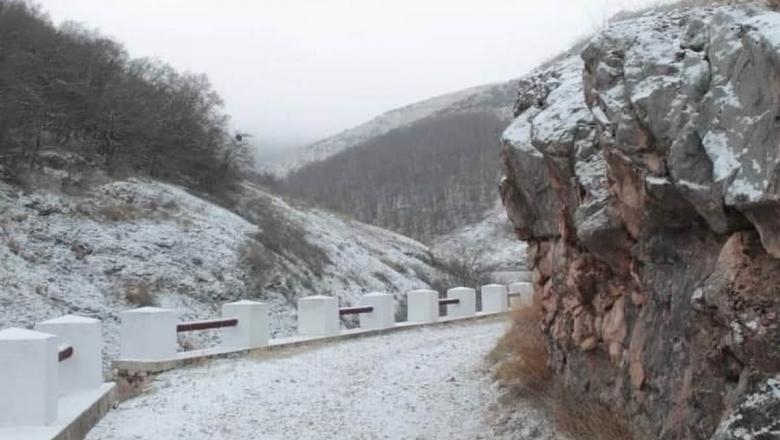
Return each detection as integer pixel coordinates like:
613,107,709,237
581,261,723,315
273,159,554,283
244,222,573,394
490,300,642,440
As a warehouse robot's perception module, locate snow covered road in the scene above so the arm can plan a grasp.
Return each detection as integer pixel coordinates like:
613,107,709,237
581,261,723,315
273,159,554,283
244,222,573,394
87,319,517,440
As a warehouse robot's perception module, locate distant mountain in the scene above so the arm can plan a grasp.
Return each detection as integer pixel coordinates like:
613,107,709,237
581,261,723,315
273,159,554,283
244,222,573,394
276,79,518,242
262,81,516,177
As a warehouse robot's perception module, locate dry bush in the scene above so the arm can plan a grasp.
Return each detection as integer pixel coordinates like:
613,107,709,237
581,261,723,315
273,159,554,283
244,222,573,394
489,299,551,394
6,237,21,255
550,391,638,440
239,238,276,297
124,281,158,307
490,299,641,440
93,202,147,222
768,0,780,9
245,199,331,277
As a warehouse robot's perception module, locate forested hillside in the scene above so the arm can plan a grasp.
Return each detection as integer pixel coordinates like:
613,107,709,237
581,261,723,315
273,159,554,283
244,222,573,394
0,1,247,191
283,108,512,241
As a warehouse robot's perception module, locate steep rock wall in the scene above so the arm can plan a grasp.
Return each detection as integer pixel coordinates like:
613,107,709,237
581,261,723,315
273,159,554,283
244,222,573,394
500,5,779,439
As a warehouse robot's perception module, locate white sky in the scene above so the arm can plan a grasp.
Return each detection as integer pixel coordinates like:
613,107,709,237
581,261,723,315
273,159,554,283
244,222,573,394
39,0,652,148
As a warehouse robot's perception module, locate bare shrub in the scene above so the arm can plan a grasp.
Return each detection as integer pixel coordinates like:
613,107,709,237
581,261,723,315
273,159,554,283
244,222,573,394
372,271,392,286
490,299,642,440
430,243,493,291
124,281,157,307
93,202,146,222
380,257,407,274
243,197,331,277
239,238,276,297
550,391,638,440
489,299,551,393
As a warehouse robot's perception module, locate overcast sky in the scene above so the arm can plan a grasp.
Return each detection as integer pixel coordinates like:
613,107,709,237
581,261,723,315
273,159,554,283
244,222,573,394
39,0,651,149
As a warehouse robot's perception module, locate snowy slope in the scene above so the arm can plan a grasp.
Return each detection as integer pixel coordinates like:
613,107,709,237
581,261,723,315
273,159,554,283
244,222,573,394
262,80,517,177
0,175,444,362
432,202,527,273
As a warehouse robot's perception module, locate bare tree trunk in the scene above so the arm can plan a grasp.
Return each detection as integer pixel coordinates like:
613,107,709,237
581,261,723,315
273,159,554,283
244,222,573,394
29,129,41,169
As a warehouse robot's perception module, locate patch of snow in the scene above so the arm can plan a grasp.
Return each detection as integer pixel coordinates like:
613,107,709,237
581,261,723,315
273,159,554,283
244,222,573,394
701,130,741,182
432,203,527,273
87,320,560,440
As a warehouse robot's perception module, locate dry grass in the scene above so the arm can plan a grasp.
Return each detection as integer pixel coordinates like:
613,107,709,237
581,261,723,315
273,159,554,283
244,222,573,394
488,299,551,394
123,281,158,307
490,299,640,440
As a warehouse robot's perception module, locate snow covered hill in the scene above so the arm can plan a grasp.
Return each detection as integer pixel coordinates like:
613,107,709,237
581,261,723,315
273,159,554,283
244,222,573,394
432,203,528,275
261,80,517,177
0,172,444,362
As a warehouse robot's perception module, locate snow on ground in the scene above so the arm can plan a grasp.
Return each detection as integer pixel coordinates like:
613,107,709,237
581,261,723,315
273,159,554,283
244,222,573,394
432,202,527,273
0,172,444,365
87,319,559,440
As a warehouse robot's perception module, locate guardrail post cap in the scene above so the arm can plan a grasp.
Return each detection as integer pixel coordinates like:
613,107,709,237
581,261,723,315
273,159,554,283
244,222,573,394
222,300,269,349
0,326,56,340
445,287,477,317
225,299,265,306
0,327,59,427
120,306,177,360
36,314,103,392
297,295,339,337
481,284,509,313
359,292,395,330
407,289,439,323
122,306,174,314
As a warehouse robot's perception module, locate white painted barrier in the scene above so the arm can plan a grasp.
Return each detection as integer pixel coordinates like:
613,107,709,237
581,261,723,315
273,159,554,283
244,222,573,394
120,307,177,360
36,315,102,392
508,282,533,305
221,300,269,349
407,289,439,323
446,287,477,317
481,284,508,313
358,293,395,330
297,295,339,336
0,328,58,427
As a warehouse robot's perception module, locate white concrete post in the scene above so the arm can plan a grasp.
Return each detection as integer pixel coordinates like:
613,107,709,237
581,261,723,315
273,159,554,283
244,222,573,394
508,282,533,305
297,296,339,336
481,284,508,313
221,300,269,348
120,307,177,360
0,328,58,427
446,287,477,318
35,315,102,393
407,289,439,323
358,292,395,330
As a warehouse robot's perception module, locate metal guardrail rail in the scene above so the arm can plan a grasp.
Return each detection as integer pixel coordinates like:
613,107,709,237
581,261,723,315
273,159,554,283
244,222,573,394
338,306,374,316
176,318,239,333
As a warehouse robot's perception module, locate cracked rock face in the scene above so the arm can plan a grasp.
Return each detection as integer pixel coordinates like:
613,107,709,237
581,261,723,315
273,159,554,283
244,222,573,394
500,5,780,440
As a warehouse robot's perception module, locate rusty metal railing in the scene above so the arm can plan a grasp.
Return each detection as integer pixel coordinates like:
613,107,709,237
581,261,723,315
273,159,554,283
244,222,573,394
58,345,74,362
338,306,374,316
176,318,238,333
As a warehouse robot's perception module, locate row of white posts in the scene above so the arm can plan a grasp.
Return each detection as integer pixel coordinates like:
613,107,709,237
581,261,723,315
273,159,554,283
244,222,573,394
0,282,533,429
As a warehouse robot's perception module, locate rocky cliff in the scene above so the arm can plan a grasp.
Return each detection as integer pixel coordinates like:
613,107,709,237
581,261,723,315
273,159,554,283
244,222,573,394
499,4,780,439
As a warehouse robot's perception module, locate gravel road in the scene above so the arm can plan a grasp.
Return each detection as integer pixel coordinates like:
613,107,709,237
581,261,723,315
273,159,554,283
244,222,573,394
87,318,555,440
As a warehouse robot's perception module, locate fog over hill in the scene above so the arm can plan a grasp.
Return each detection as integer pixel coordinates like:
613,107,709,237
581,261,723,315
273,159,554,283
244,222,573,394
273,79,518,242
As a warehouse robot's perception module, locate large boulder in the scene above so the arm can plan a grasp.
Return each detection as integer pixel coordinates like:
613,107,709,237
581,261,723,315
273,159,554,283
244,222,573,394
500,5,780,439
